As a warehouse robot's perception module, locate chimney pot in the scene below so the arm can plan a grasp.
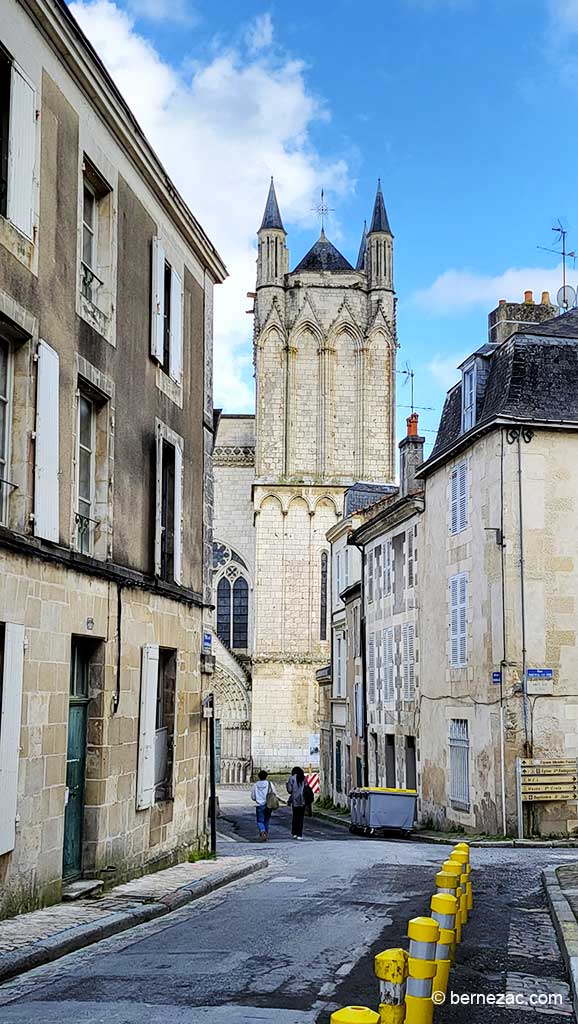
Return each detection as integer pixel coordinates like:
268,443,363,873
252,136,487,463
524,290,533,304
499,298,506,305
541,290,550,305
407,413,419,437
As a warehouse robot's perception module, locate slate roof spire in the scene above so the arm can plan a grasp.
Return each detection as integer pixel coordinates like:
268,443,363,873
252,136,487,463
368,178,392,235
292,231,353,273
259,177,285,233
356,220,367,270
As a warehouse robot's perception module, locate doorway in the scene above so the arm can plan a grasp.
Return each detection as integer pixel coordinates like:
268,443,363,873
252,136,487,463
405,736,417,791
385,734,396,788
63,639,93,880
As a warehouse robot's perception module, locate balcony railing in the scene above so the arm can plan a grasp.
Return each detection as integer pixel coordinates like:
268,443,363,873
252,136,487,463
75,511,100,555
80,261,104,302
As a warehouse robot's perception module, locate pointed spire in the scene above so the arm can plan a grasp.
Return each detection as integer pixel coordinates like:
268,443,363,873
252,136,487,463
369,178,392,235
356,220,367,270
259,177,285,232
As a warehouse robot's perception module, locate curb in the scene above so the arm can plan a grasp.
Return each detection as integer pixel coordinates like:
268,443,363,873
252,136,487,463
0,858,268,986
543,866,578,1015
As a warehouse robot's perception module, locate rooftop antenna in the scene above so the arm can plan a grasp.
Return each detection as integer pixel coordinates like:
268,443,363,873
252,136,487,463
537,220,576,308
397,362,434,415
312,188,333,233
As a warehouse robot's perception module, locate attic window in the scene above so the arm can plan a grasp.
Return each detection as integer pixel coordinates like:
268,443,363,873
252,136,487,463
462,363,476,432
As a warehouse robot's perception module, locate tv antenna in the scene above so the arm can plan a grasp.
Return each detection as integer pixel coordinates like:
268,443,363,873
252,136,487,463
537,220,576,308
397,363,434,415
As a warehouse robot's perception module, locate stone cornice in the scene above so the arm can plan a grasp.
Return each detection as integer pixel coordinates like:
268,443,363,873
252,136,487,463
213,445,255,467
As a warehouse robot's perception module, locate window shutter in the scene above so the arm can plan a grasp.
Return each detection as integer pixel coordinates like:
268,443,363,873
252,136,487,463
7,66,35,239
173,442,183,584
407,531,414,588
459,573,468,666
450,573,467,667
169,268,183,383
376,629,382,693
384,541,392,597
450,575,459,667
137,643,159,810
154,426,163,576
368,632,375,703
355,683,364,737
34,340,60,542
403,623,415,700
367,550,373,603
344,547,350,588
336,551,341,601
458,461,468,532
450,468,458,534
0,623,25,855
151,238,165,361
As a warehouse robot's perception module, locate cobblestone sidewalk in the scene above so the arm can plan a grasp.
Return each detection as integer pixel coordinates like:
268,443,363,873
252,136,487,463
0,855,267,984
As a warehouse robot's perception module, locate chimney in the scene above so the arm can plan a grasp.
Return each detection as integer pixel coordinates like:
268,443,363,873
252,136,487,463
399,414,425,497
488,289,558,345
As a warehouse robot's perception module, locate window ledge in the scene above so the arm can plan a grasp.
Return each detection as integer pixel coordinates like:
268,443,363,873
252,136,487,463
156,365,183,408
0,215,36,274
79,292,112,341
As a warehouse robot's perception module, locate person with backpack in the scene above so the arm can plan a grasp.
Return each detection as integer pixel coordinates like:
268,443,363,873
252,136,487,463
251,769,279,841
286,766,314,839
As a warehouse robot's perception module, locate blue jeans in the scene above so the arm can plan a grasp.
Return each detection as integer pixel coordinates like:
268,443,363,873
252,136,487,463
256,804,272,833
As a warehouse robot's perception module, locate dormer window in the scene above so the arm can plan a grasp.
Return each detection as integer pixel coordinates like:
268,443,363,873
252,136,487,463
462,363,476,432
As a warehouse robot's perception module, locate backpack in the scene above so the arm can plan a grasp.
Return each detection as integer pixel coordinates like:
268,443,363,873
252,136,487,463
266,783,280,811
303,783,314,807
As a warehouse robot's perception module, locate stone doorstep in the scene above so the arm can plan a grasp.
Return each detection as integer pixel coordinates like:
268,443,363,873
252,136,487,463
543,864,578,1016
62,880,104,901
0,856,268,986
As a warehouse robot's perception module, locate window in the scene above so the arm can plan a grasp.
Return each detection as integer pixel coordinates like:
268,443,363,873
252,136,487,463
76,394,96,554
155,423,183,584
450,573,468,667
79,161,114,332
462,364,476,432
0,47,36,239
383,626,395,702
0,337,13,524
353,604,360,657
402,622,416,700
0,621,25,855
449,719,470,811
344,546,350,589
155,649,176,801
35,340,60,542
335,550,341,602
81,180,97,296
151,238,183,383
367,549,374,603
356,755,363,788
383,540,392,597
367,631,375,703
216,574,249,650
374,544,382,601
137,645,177,808
320,551,328,640
405,736,417,791
385,734,396,788
354,682,364,737
334,633,346,697
450,461,468,535
407,530,414,588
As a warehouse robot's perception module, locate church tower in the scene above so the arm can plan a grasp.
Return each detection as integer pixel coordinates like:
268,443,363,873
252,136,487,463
251,180,397,771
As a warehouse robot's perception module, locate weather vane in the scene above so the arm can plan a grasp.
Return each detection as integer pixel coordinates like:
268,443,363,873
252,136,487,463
312,188,333,232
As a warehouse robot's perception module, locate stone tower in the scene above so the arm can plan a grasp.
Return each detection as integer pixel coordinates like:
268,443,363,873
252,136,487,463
252,179,397,770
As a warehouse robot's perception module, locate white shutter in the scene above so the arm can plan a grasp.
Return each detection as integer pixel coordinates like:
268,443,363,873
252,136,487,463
458,461,468,532
355,683,364,737
0,623,25,855
151,238,165,361
336,551,341,602
173,442,183,584
154,426,163,576
375,629,382,693
169,268,183,383
403,623,416,700
450,575,459,667
344,547,350,588
458,573,468,666
136,643,159,810
374,544,382,601
383,626,394,702
367,550,373,603
34,341,59,542
384,541,392,597
450,468,458,534
450,573,467,667
367,632,375,704
407,531,414,588
7,66,36,240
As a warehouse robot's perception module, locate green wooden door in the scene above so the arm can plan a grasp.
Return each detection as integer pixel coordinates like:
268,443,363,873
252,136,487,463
63,644,90,880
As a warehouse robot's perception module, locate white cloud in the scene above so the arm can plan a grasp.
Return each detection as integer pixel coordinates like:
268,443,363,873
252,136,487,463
126,0,195,24
412,264,570,315
427,354,465,390
69,2,350,411
549,0,578,32
245,13,274,54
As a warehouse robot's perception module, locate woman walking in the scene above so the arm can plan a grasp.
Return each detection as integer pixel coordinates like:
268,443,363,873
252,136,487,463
251,769,279,841
286,766,308,839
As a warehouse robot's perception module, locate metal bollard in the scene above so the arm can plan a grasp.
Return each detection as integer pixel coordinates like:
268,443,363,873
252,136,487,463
375,948,408,1024
442,860,466,929
331,1009,381,1023
435,869,459,895
430,892,458,958
405,917,439,1024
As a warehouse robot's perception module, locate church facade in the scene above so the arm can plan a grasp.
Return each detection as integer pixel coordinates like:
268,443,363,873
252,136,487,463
213,180,397,775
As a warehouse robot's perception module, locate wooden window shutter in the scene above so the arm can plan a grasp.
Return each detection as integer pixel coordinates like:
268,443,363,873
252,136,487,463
368,632,375,703
173,443,183,584
450,468,459,534
136,644,159,810
459,573,468,666
154,426,163,576
34,340,60,542
169,268,183,383
151,238,165,361
0,623,25,855
458,461,468,532
450,575,459,667
403,622,416,700
7,66,36,239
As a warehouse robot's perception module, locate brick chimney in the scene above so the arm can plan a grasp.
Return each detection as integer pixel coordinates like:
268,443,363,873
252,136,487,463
399,414,425,497
488,290,558,345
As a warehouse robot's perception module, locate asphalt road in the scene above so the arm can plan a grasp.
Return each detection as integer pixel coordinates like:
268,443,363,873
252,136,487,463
0,788,575,1023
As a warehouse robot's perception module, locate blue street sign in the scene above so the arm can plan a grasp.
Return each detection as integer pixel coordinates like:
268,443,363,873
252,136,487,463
203,631,212,650
492,671,502,685
527,668,553,680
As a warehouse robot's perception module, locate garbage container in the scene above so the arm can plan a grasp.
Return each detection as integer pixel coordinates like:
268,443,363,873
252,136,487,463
349,787,417,836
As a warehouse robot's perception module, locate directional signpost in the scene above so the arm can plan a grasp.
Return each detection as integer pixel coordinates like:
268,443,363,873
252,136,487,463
516,757,578,837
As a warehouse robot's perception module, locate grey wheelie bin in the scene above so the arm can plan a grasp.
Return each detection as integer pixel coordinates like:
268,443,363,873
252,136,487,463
349,787,417,836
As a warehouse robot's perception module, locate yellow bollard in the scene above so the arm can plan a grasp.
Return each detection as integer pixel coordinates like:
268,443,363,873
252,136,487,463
432,926,454,998
404,917,439,1024
435,869,459,894
430,892,458,960
466,879,473,911
331,1009,381,1024
453,841,470,858
375,948,408,1024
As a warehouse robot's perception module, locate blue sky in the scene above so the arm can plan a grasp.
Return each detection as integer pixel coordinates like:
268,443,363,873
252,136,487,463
71,0,578,454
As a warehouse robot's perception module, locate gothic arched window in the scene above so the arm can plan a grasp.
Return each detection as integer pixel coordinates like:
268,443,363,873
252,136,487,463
320,551,328,640
232,577,248,648
216,574,249,650
217,577,231,646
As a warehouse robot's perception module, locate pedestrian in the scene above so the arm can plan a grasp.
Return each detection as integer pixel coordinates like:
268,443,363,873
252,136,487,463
251,769,279,841
286,766,310,839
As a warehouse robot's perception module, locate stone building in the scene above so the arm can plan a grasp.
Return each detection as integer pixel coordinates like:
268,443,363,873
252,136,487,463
349,417,424,798
0,0,225,916
416,292,578,836
213,178,398,774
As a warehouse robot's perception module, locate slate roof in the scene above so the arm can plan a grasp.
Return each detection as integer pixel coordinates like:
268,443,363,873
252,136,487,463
259,178,285,232
425,309,578,469
369,179,392,235
344,482,397,516
355,221,367,271
292,229,354,273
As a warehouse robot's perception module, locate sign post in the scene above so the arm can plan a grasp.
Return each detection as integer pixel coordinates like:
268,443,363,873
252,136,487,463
515,756,578,838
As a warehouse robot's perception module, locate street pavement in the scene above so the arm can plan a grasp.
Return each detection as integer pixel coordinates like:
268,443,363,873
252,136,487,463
0,788,575,1023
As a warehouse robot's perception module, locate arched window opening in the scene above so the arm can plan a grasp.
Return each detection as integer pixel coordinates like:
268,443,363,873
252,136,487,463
232,577,249,649
217,578,231,646
320,551,328,640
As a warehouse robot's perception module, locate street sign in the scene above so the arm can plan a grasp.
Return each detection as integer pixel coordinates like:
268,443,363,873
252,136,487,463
492,671,501,685
203,631,212,651
527,668,553,679
516,757,578,836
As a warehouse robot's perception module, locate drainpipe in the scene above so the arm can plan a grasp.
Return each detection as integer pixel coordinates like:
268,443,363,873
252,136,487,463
499,431,507,836
516,433,530,755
